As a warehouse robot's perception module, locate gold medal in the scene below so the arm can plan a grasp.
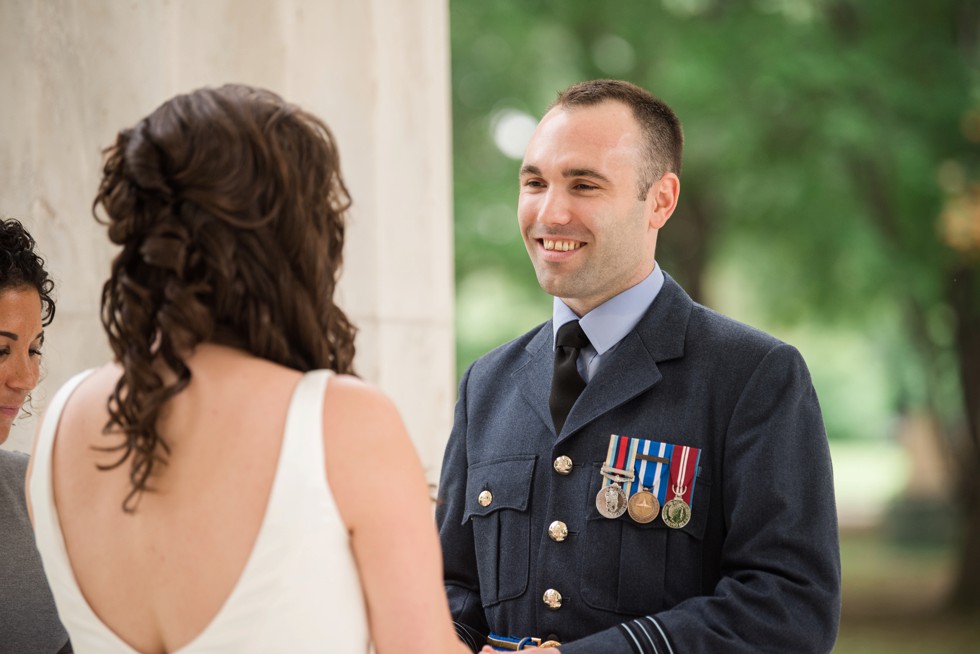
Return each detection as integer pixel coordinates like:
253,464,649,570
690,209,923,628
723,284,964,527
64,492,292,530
595,483,628,519
627,486,660,524
661,484,691,529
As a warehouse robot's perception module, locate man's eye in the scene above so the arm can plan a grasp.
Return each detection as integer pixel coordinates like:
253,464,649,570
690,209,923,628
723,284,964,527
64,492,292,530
523,179,545,188
574,183,597,191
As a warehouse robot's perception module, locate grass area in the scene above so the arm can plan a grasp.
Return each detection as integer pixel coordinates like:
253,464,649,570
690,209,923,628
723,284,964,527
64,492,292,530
829,437,980,651
834,530,980,653
836,616,980,654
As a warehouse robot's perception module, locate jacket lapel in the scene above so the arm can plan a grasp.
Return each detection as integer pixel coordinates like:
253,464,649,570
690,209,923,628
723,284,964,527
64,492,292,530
515,322,558,434
559,274,694,442
511,273,695,440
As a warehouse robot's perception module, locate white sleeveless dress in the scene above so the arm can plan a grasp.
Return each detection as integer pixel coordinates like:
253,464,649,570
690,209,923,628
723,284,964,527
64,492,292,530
30,369,371,653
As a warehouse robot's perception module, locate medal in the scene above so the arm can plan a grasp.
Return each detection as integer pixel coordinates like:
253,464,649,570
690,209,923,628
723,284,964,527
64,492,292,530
661,444,700,529
597,435,638,519
596,483,628,518
661,485,692,529
629,439,671,525
627,484,660,524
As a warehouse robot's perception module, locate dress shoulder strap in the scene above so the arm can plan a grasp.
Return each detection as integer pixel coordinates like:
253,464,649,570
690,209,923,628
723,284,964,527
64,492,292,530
277,370,333,488
25,369,133,650
29,369,96,518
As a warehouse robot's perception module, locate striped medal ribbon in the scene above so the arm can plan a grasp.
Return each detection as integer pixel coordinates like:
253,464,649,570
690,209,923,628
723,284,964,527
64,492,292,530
596,435,637,519
627,439,673,524
661,444,701,529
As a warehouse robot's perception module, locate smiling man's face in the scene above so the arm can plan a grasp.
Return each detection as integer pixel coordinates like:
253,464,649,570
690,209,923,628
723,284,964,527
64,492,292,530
517,100,675,316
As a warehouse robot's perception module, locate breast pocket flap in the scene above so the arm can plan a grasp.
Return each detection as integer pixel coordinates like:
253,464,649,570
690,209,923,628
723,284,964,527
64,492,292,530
462,455,537,524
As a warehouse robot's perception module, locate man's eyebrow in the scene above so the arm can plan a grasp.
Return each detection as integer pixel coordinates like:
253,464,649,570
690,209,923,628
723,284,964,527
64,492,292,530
564,168,611,185
519,165,612,185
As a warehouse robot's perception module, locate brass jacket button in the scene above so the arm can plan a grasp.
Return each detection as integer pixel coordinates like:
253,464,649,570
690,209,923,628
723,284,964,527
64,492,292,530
542,588,562,609
553,455,573,475
548,520,568,542
478,490,493,507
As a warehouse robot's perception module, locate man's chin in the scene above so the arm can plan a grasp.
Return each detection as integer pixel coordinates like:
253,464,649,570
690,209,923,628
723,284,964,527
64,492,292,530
535,275,569,298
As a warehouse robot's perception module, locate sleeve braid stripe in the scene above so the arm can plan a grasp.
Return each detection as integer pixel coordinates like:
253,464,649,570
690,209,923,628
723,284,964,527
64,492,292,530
453,621,480,652
642,616,675,654
618,623,652,654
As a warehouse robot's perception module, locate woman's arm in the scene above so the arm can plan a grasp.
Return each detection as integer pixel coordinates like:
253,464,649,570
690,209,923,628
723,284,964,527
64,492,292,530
324,375,470,654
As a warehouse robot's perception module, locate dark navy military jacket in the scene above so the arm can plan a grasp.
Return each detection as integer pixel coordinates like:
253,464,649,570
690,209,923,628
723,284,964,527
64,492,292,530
437,274,841,654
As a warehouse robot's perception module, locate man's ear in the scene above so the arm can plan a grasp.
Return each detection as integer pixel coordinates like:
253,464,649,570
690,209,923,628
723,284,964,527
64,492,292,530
648,172,680,229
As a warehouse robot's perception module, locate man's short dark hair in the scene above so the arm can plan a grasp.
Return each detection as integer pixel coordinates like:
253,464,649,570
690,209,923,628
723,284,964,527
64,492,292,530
550,79,683,198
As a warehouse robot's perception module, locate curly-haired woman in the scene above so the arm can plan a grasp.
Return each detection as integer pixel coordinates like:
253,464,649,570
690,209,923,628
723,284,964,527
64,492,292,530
0,217,70,652
26,86,468,654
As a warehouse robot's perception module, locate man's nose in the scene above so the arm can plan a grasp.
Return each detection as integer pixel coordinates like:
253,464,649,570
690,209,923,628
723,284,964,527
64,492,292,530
537,189,572,226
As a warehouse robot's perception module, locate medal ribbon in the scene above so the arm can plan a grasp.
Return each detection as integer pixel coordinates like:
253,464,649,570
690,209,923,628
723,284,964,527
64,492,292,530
633,439,673,505
603,435,638,494
667,444,702,505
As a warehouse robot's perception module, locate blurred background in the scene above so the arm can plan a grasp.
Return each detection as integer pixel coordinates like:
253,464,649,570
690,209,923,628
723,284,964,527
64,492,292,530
448,0,980,652
2,1,977,651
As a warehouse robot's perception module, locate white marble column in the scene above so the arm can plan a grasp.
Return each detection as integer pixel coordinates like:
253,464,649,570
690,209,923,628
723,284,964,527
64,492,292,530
0,0,455,480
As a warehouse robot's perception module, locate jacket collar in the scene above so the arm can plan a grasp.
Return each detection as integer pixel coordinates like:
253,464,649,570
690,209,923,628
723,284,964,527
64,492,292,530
514,272,694,440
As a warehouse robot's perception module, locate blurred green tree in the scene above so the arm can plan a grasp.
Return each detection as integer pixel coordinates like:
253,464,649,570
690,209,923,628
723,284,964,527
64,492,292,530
451,0,980,608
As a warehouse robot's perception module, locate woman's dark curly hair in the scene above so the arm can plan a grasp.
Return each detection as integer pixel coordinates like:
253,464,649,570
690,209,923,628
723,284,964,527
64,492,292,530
0,218,56,327
93,84,357,511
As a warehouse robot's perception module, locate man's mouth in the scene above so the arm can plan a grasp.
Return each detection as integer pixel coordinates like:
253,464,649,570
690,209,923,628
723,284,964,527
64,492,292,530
542,239,584,252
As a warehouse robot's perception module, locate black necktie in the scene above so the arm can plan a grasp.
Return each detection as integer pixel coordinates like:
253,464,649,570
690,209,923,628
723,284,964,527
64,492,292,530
549,320,591,434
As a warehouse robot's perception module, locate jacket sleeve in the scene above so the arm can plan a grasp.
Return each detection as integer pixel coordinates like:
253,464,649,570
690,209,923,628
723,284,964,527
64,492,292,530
560,343,842,654
436,364,490,652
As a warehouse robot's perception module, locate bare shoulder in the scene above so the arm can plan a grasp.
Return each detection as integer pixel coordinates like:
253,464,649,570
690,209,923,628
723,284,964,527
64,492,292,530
27,362,121,520
322,374,405,443
323,373,394,404
321,374,414,468
321,375,424,527
47,363,121,437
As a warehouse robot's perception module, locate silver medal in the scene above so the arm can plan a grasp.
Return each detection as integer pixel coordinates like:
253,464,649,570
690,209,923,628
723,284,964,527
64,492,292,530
595,483,628,519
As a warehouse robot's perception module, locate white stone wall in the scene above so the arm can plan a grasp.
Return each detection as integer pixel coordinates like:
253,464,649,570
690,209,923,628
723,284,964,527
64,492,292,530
0,0,455,480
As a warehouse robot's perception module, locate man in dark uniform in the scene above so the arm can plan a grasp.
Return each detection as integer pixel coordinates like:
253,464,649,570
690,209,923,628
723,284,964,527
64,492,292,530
436,79,841,653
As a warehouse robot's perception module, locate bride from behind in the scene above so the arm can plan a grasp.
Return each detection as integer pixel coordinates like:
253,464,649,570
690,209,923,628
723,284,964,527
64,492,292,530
27,84,469,654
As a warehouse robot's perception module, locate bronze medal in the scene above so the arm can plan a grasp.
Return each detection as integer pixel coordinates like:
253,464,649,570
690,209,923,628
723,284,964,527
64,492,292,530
662,496,691,529
595,483,628,519
627,488,660,524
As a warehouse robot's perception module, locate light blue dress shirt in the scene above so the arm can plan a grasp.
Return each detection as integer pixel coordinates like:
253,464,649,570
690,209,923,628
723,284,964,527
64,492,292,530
552,264,665,382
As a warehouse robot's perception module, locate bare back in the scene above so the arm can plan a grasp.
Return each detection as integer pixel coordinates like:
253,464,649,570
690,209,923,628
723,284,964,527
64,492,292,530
48,344,302,653
32,342,469,654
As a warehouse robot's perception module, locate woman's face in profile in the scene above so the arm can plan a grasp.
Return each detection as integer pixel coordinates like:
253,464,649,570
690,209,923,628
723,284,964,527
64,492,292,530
0,287,43,444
